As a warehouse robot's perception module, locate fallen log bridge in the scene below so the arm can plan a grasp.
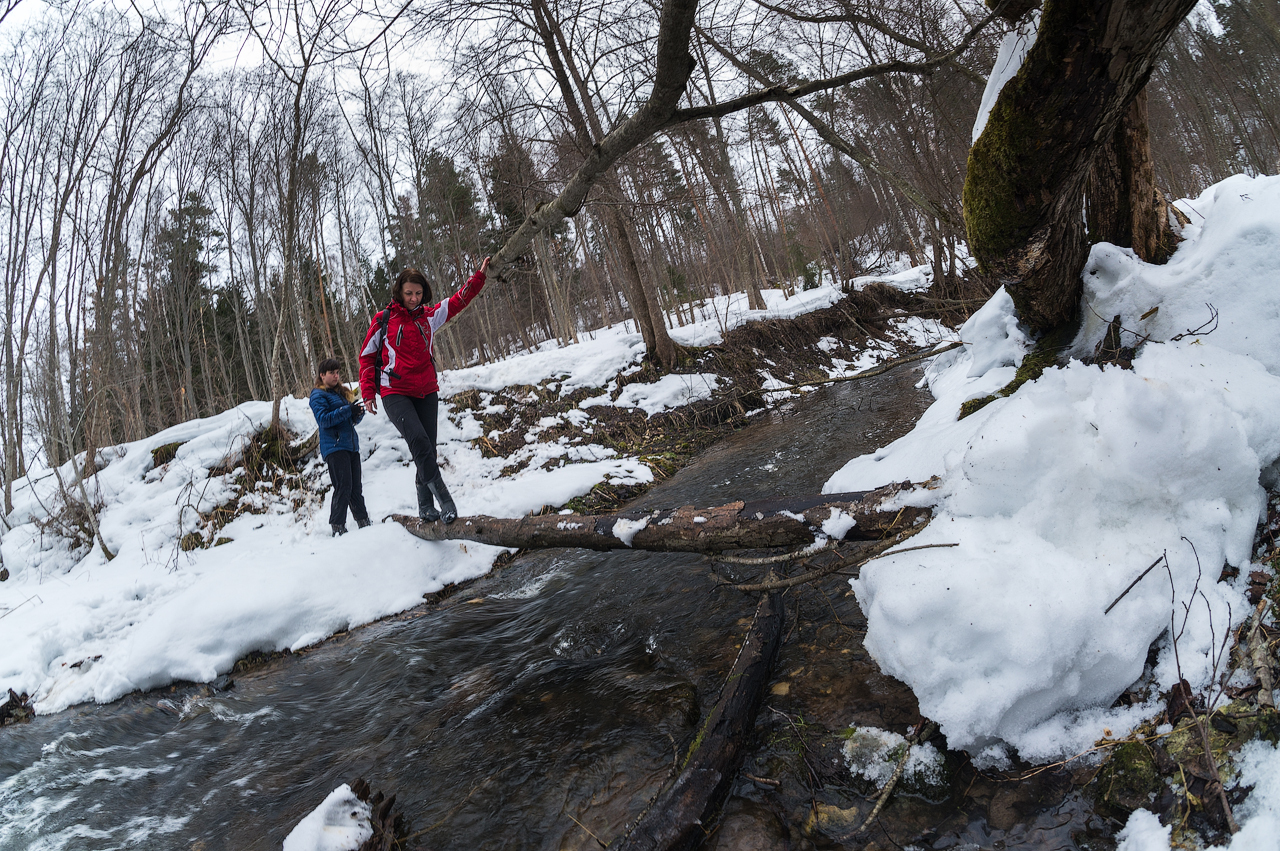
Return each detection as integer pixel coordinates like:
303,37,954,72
391,482,928,554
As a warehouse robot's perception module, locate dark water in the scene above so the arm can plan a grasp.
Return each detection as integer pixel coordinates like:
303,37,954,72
0,367,1111,850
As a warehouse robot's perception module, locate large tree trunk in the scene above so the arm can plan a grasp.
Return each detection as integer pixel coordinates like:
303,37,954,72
602,202,679,368
963,0,1199,334
529,0,681,369
1085,88,1183,264
391,484,929,554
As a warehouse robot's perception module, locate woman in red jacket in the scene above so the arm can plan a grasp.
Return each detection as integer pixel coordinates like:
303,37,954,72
359,257,489,523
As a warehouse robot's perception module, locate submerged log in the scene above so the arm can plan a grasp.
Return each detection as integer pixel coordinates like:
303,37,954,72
611,590,784,850
391,483,928,555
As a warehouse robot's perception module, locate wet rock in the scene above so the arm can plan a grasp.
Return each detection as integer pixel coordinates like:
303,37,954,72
705,801,789,850
1095,740,1164,815
987,785,1026,832
805,801,866,841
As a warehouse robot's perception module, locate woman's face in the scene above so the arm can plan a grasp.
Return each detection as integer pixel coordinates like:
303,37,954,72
321,369,341,389
401,282,424,310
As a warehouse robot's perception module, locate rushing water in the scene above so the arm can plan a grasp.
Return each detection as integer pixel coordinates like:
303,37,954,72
0,366,1113,850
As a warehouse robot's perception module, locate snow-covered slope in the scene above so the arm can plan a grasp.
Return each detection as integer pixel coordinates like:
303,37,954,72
0,278,935,715
828,173,1280,764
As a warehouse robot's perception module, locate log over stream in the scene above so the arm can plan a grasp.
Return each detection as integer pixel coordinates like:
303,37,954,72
390,483,929,555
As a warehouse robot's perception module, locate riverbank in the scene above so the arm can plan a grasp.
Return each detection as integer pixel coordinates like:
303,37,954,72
0,271,954,719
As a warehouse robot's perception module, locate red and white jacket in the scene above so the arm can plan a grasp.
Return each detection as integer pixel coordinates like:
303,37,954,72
359,269,486,401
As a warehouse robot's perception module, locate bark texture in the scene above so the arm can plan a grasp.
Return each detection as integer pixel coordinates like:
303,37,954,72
391,484,928,554
609,590,784,850
963,0,1198,333
1085,89,1180,264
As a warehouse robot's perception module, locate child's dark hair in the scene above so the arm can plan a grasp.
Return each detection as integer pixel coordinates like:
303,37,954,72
315,357,355,399
392,268,432,306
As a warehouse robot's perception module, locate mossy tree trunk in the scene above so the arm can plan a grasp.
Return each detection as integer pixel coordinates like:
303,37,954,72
963,0,1199,334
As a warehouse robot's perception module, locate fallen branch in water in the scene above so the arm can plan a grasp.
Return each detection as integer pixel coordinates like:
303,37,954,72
776,340,963,392
390,483,929,555
608,589,784,850
727,526,936,592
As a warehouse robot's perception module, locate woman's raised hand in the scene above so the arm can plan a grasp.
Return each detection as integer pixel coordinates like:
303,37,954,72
479,256,491,275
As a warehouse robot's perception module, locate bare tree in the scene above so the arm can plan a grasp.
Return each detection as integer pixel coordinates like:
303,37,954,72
234,0,411,429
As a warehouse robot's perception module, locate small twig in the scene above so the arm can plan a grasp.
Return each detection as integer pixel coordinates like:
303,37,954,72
876,542,958,558
779,341,964,391
1169,304,1218,342
1084,301,1158,348
1248,598,1275,710
0,594,43,621
715,539,839,565
1164,541,1238,834
856,721,938,834
730,556,849,592
743,773,780,787
565,811,608,848
1104,553,1167,614
732,526,926,592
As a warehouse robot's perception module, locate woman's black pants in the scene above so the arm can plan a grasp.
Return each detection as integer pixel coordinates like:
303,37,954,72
325,449,369,526
381,393,440,488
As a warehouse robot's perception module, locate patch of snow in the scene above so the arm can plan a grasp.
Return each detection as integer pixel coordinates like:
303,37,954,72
843,727,944,787
821,509,858,540
973,11,1041,143
611,373,722,416
282,784,372,851
612,517,650,547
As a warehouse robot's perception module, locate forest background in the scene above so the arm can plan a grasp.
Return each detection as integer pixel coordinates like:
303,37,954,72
0,0,1277,520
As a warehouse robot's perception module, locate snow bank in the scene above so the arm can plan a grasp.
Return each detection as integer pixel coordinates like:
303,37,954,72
442,282,846,394
0,398,514,713
828,174,1280,762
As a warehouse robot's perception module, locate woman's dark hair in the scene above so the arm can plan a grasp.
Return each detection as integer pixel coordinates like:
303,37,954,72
317,357,341,376
392,268,432,306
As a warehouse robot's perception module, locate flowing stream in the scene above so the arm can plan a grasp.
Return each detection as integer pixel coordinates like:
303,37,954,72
0,365,1113,850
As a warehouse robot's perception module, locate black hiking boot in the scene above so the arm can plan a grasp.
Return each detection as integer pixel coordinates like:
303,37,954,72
331,523,348,537
416,481,440,523
426,475,458,524
355,517,371,529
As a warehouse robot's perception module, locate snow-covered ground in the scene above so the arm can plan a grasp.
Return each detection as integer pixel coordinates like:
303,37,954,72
827,173,1280,847
6,173,1280,850
0,279,937,718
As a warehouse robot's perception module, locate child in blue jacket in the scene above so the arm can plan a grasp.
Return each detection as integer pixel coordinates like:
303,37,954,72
310,358,370,535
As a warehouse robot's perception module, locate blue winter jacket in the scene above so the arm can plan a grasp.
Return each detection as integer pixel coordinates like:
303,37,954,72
310,387,364,458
